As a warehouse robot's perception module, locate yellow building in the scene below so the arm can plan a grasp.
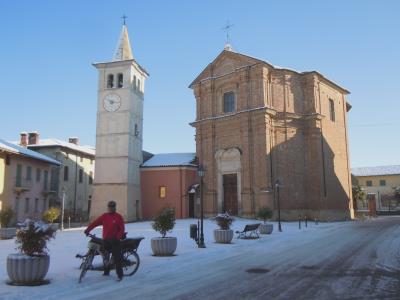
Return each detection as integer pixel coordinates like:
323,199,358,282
352,166,400,211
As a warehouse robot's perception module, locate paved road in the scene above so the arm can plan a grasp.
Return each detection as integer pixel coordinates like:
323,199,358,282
90,217,400,300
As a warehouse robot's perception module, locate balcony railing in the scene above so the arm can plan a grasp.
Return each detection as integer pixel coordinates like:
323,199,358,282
14,178,32,192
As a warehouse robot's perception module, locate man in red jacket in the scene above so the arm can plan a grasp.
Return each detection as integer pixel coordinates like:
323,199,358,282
84,200,125,281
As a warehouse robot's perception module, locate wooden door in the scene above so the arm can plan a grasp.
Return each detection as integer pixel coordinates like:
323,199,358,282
188,193,195,218
223,174,238,215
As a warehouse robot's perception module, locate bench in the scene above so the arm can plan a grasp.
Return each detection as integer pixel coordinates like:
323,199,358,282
235,223,261,239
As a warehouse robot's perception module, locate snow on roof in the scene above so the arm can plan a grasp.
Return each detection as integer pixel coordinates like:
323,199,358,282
141,153,197,168
27,139,95,156
0,139,61,165
352,165,400,177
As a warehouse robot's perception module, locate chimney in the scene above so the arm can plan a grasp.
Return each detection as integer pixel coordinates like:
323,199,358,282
20,132,28,147
28,132,39,145
69,137,79,145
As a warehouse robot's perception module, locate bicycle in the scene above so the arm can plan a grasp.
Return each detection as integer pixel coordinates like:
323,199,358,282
76,233,144,283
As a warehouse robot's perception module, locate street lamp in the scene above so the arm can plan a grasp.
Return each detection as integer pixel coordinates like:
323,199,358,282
197,165,206,248
275,179,282,232
61,188,66,231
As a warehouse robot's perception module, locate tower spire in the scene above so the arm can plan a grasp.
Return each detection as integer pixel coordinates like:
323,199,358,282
113,17,133,61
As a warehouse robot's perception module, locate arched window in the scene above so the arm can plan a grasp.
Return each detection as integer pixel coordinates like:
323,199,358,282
138,79,141,92
117,73,123,88
107,74,114,88
133,75,137,90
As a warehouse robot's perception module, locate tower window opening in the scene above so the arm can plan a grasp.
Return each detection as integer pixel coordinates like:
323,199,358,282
117,73,123,88
133,75,137,90
107,74,114,88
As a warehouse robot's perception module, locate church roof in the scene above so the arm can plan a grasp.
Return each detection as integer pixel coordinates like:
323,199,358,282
141,153,197,168
0,139,61,165
113,25,133,61
352,165,400,177
189,50,350,94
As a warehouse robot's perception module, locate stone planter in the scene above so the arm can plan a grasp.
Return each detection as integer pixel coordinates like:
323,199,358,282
151,237,177,256
259,223,273,234
7,253,50,284
0,228,16,240
214,229,234,244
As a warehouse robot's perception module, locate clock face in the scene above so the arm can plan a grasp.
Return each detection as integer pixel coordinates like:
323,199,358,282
103,93,121,112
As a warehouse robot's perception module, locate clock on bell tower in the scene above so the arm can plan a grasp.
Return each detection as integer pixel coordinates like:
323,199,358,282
91,24,149,222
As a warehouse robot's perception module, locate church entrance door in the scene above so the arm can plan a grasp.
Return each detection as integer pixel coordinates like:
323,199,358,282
223,174,238,215
188,193,195,218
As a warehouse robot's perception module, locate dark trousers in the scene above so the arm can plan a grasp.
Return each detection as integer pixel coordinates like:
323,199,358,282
104,239,123,278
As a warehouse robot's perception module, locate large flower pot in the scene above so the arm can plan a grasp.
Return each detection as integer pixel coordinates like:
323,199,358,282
0,228,16,240
7,253,50,284
259,223,273,234
151,237,177,256
214,229,233,244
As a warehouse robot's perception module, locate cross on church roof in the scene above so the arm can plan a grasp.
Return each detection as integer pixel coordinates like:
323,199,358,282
122,14,127,25
222,20,234,45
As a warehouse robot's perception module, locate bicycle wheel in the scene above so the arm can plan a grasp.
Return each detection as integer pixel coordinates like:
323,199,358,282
122,251,140,276
79,252,94,283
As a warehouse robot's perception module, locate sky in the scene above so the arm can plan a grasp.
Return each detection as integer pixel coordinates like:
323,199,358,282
0,0,399,168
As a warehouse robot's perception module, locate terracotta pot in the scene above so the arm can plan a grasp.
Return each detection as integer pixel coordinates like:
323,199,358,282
259,223,273,234
214,229,233,244
0,228,16,240
151,237,177,256
7,253,50,284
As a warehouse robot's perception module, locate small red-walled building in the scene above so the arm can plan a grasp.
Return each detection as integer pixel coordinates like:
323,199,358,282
140,153,199,220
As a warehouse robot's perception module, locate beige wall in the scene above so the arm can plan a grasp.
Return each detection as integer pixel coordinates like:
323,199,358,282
33,147,95,221
357,174,400,196
0,151,56,223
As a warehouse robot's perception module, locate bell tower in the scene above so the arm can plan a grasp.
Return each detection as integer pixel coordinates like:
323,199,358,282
91,24,148,221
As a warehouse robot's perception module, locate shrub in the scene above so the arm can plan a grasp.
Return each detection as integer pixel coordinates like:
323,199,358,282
16,219,56,256
257,207,273,224
42,207,60,224
152,207,176,238
214,213,234,230
0,206,14,228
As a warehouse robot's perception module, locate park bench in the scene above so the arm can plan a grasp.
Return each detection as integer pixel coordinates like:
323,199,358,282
236,223,261,239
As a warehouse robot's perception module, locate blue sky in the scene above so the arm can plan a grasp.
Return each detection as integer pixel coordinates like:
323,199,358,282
0,1,399,168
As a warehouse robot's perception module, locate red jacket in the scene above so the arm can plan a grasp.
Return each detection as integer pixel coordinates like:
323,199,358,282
85,212,125,240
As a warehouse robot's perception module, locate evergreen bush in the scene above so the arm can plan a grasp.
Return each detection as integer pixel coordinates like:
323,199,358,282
257,207,273,224
16,220,56,256
0,206,14,228
214,213,234,230
152,207,176,238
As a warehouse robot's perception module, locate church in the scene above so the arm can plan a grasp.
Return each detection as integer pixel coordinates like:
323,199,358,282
90,24,353,222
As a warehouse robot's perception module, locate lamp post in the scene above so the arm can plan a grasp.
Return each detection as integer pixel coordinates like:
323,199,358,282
61,188,66,231
275,179,282,232
197,165,206,248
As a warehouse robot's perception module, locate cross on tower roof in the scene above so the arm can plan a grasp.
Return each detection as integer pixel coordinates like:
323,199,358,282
122,14,127,25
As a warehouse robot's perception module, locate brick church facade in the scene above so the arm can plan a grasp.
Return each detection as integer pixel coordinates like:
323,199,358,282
189,49,353,221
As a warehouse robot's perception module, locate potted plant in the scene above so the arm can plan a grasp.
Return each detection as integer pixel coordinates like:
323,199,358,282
42,207,60,231
151,207,177,256
213,213,235,243
7,219,56,285
257,207,274,234
0,206,16,239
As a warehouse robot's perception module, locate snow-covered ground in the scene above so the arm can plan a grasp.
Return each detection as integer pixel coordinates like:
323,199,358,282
0,217,394,300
